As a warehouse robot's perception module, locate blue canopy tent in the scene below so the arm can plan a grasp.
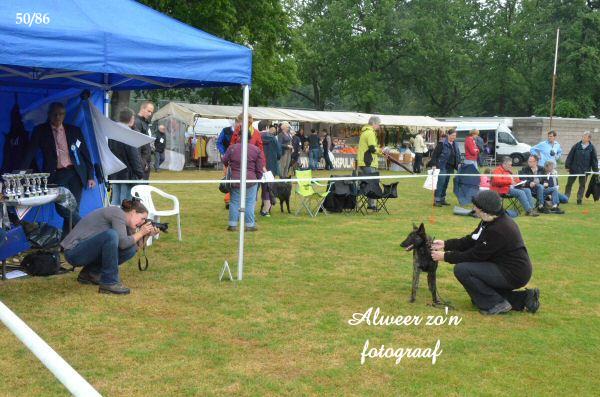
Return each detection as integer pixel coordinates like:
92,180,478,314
0,1,253,275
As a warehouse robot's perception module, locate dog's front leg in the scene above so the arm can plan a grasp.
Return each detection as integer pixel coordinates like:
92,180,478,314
427,271,442,305
410,265,420,303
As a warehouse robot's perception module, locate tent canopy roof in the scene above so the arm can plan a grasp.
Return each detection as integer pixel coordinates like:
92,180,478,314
0,0,252,90
153,102,455,128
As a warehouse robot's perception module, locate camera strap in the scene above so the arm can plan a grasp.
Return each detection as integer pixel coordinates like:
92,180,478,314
137,236,149,271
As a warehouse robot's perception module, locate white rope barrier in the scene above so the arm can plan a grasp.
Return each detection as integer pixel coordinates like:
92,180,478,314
109,171,594,185
0,300,102,397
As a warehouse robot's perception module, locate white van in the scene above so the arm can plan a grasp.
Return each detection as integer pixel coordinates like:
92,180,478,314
454,122,531,166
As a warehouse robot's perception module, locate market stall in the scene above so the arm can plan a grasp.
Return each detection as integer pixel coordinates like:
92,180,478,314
153,103,455,170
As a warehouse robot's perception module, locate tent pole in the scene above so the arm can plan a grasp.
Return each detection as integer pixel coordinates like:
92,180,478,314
102,74,111,207
237,85,250,281
103,74,110,117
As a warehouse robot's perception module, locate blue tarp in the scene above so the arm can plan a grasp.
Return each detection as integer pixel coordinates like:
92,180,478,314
454,163,480,207
0,0,252,228
0,0,252,90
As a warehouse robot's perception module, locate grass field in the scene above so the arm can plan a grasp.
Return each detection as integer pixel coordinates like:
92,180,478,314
1,169,599,396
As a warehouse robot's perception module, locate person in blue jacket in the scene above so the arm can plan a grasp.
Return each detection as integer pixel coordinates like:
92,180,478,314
217,123,235,156
530,130,562,166
430,129,462,206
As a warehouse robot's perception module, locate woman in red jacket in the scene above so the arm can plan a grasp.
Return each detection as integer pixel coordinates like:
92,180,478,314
230,113,266,170
464,129,480,167
490,156,538,216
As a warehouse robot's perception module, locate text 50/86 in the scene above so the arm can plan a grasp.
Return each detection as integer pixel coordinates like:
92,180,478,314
16,13,50,27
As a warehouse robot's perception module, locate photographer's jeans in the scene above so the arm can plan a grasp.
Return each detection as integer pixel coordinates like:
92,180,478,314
229,183,259,228
64,229,137,285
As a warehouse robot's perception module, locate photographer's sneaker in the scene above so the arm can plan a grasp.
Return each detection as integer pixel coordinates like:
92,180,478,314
99,282,130,295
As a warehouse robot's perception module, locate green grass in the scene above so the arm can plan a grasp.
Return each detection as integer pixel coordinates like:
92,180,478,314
1,169,599,396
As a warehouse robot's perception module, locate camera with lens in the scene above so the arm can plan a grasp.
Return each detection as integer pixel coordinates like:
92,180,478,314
144,219,169,233
550,150,555,156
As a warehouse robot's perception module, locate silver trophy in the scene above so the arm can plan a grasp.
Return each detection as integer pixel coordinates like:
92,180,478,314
23,176,32,197
15,175,23,199
34,174,43,196
42,173,49,194
7,175,17,200
1,174,9,199
9,175,17,200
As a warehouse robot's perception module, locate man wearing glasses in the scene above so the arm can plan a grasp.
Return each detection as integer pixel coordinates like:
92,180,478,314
22,102,95,237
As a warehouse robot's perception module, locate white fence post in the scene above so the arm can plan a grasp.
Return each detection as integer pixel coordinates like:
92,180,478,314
0,300,102,397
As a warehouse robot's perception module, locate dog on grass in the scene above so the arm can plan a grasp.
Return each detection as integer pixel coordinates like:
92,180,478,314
270,181,292,213
400,223,450,307
260,181,292,214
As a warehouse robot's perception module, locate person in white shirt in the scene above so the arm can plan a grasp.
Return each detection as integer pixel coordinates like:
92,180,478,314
413,130,427,173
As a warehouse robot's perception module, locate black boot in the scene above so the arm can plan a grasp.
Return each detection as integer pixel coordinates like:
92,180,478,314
524,288,540,313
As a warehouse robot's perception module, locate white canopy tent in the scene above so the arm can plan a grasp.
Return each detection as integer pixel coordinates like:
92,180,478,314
153,102,456,128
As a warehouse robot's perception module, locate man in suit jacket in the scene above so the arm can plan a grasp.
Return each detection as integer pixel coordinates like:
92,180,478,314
21,102,96,236
134,101,155,180
108,108,144,205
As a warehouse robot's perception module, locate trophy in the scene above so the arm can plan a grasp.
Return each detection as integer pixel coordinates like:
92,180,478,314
14,175,23,199
34,173,42,196
9,175,17,200
42,173,49,194
1,174,9,199
23,175,32,197
7,175,16,200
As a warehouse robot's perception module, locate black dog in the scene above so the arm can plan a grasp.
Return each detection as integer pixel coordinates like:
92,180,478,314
270,181,292,213
400,223,450,307
259,181,292,214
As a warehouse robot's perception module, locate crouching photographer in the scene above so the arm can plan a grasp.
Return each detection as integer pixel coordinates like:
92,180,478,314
60,198,159,295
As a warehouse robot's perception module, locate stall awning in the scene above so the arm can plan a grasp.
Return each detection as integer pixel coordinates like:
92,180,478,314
153,102,455,128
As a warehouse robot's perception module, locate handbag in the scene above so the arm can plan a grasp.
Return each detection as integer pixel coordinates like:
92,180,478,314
219,167,233,194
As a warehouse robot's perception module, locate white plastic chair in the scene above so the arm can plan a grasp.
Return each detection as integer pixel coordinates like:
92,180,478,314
130,185,182,241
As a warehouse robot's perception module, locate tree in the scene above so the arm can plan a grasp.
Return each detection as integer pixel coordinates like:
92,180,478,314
137,0,298,106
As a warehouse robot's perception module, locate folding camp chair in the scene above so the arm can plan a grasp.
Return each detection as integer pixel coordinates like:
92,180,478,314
326,175,357,214
377,182,399,214
501,193,523,215
356,174,384,215
294,170,331,217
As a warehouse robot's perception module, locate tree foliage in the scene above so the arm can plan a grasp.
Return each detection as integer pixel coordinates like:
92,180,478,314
285,0,600,117
138,0,297,106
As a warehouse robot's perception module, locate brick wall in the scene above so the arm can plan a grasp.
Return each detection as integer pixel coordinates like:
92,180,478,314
512,117,600,160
